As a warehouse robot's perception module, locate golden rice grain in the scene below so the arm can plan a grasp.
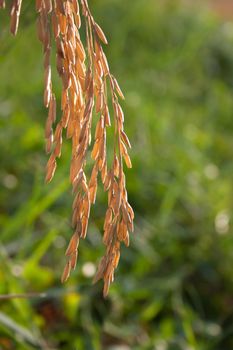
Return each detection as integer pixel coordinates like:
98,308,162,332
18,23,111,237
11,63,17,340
94,22,108,45
61,261,71,283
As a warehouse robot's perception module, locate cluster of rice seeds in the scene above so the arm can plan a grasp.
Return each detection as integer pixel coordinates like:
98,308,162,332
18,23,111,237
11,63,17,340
1,0,134,297
92,73,135,296
80,0,134,297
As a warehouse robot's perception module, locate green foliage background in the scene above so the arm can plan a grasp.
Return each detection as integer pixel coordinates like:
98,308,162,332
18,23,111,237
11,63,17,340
0,0,233,349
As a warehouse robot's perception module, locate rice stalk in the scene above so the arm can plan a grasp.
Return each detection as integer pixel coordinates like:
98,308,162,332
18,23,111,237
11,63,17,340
1,0,134,297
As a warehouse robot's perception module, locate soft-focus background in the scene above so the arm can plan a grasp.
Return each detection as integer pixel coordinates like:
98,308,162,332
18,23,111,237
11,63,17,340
1,0,233,349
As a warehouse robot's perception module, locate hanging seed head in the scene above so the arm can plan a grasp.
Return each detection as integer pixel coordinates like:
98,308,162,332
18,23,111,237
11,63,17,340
1,0,134,298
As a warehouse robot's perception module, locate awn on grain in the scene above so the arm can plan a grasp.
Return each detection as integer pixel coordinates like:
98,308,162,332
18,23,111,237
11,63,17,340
0,0,134,297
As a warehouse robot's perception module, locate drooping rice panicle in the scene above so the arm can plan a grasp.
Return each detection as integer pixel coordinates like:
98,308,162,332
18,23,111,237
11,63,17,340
1,0,134,297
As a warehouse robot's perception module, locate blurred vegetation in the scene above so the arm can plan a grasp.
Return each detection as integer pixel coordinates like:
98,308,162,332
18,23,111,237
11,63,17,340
0,0,233,349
